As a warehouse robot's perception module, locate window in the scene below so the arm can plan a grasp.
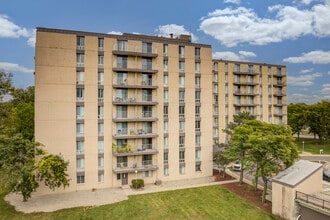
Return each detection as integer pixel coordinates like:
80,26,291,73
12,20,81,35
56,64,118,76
196,150,201,160
195,77,200,88
179,121,185,133
117,72,128,85
98,38,104,50
116,89,128,101
117,40,127,51
143,171,152,177
77,36,84,50
179,106,185,118
98,89,104,102
163,44,168,57
142,74,152,86
195,91,200,102
98,140,104,153
179,61,185,72
76,123,84,137
98,156,104,170
164,167,169,176
77,158,84,172
195,164,201,172
116,106,127,118
234,64,240,72
213,62,218,71
77,54,84,67
76,141,84,155
164,121,168,133
98,106,104,119
195,62,200,73
164,137,168,149
179,165,185,174
142,138,152,149
142,121,152,134
76,106,84,119
116,122,128,135
179,76,185,88
117,156,127,168
225,73,228,82
179,91,185,103
213,85,218,93
163,60,168,71
195,106,200,117
142,42,152,53
195,47,200,59
142,58,152,70
225,63,228,72
179,46,185,58
164,75,168,87
98,123,104,136
163,105,168,118
195,135,201,147
98,55,104,68
142,89,152,102
213,72,218,82
195,120,200,132
117,56,127,68
164,152,168,163
98,72,104,85
142,155,152,166
179,135,185,147
98,173,104,182
143,106,152,118
164,90,168,103
77,175,85,184
76,71,84,84
179,151,185,163
214,95,218,105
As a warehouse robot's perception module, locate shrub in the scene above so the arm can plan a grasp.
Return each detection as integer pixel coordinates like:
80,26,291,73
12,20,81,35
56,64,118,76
132,179,144,189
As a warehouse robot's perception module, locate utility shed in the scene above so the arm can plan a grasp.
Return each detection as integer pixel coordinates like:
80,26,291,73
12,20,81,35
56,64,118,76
272,160,323,220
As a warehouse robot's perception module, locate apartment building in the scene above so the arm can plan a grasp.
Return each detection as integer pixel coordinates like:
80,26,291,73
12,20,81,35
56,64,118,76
35,28,214,192
212,60,287,146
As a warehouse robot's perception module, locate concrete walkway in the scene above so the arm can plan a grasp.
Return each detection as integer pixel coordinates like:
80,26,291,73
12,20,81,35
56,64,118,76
5,177,238,213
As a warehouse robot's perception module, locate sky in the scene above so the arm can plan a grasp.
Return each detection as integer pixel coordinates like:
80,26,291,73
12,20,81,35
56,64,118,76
0,0,329,104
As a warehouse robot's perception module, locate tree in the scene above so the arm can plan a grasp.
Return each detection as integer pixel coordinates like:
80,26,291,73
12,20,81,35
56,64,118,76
213,150,230,177
0,71,13,101
223,111,256,136
241,121,298,203
287,103,307,140
0,135,70,201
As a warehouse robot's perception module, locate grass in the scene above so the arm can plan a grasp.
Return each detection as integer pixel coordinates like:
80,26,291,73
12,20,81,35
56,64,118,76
295,137,330,154
0,184,279,220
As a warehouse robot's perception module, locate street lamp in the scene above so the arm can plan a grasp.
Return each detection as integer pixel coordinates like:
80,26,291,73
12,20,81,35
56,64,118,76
302,141,305,153
135,170,138,189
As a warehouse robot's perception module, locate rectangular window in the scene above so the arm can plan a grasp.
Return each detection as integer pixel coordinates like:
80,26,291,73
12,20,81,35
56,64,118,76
179,121,185,133
213,72,218,82
76,123,84,137
98,173,104,182
179,61,185,72
116,122,128,135
142,58,152,70
195,120,200,132
179,46,185,58
195,164,201,172
142,155,152,166
179,135,185,147
195,47,200,59
117,72,128,85
163,60,168,71
117,156,128,168
179,91,185,103
98,38,104,50
179,151,185,163
179,106,185,118
98,55,104,68
142,42,152,53
195,62,200,73
195,91,200,102
164,90,168,103
76,141,84,155
77,158,84,172
164,75,168,87
117,40,127,51
98,123,104,136
116,89,128,101
98,156,104,170
213,62,218,71
225,63,228,72
179,165,185,174
164,167,169,176
116,106,127,118
143,106,152,118
143,171,152,178
195,106,200,117
142,74,152,86
195,135,201,147
179,76,185,88
164,121,168,133
98,89,104,102
195,77,201,88
164,137,168,149
196,150,201,160
77,36,84,50
163,44,168,57
76,106,84,119
98,140,104,153
98,72,104,85
98,106,104,119
76,71,84,84
234,64,240,72
163,105,168,118
142,89,152,102
77,175,85,184
77,54,84,67
164,152,168,163
117,56,127,68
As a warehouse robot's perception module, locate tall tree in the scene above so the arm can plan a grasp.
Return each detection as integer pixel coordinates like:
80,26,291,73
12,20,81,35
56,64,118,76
287,103,307,140
0,71,13,101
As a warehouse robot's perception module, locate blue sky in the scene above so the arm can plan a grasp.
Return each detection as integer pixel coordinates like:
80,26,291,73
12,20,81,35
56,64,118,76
0,0,329,104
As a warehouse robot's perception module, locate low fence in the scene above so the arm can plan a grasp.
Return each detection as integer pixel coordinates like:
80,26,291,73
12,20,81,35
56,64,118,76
296,191,330,210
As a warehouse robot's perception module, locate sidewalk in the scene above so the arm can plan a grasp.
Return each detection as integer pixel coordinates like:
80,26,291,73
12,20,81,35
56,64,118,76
5,177,238,213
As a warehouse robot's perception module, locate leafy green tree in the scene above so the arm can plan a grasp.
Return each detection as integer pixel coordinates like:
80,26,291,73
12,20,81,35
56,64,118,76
0,135,70,201
243,121,298,203
287,103,307,140
213,150,230,177
0,71,13,101
10,103,34,140
223,111,256,136
10,86,34,105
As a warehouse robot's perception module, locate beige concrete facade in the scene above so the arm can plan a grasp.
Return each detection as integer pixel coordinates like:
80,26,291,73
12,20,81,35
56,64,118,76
35,28,287,193
212,60,287,145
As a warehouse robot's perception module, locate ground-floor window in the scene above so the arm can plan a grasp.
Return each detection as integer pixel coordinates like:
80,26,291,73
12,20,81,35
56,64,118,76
143,170,152,178
77,175,85,184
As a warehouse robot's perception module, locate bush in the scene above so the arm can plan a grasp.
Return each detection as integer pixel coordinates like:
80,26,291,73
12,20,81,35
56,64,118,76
132,179,144,189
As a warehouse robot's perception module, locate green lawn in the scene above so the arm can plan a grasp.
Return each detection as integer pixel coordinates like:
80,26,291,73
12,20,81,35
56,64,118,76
295,137,330,154
0,185,279,220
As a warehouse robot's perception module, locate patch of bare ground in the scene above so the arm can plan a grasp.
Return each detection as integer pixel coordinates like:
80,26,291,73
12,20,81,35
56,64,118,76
213,169,272,214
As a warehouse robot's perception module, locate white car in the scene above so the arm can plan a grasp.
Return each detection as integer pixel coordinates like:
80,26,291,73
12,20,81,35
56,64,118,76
233,161,242,171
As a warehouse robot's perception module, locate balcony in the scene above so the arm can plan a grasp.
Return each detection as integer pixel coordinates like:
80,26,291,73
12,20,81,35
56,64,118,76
113,110,158,122
233,80,259,86
113,78,158,89
273,92,286,96
112,44,158,58
113,144,158,156
113,160,158,173
113,61,158,73
273,81,286,87
274,102,285,106
233,90,258,96
234,102,258,107
113,95,158,106
273,71,286,77
233,68,260,75
113,127,158,139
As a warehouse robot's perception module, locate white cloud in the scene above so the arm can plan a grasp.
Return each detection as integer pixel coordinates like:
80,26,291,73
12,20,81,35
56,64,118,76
288,93,326,104
300,68,314,73
287,72,322,86
27,29,36,47
199,1,330,47
107,31,122,35
0,62,34,74
283,50,330,64
155,24,198,42
212,50,256,61
321,83,330,97
224,0,240,4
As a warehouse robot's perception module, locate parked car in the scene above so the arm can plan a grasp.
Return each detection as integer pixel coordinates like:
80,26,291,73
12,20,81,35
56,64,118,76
323,169,330,182
233,161,242,171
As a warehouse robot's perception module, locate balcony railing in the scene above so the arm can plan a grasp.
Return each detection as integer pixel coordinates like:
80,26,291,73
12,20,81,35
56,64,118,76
233,68,260,75
233,80,258,85
113,144,158,156
113,95,158,105
114,127,158,138
112,43,158,56
112,78,157,88
113,110,157,122
113,61,158,73
234,90,258,96
113,160,158,173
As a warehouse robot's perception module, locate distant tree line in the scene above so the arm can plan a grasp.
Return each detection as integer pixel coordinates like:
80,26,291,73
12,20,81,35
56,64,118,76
288,101,330,141
0,71,70,201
